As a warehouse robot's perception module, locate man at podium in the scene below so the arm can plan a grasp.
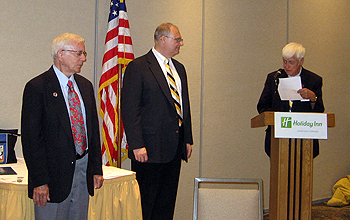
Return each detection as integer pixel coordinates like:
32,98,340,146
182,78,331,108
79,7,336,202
257,42,325,158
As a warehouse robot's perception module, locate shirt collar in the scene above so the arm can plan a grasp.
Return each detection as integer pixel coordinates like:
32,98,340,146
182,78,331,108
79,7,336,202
152,47,172,65
53,64,75,87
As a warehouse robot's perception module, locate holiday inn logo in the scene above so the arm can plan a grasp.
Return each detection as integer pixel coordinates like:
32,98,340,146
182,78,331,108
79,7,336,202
280,116,323,129
281,117,292,128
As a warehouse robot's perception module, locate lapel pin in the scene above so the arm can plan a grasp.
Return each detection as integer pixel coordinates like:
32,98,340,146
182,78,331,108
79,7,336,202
53,92,58,97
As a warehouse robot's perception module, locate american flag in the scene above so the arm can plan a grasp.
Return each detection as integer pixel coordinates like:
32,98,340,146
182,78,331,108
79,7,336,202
98,0,134,167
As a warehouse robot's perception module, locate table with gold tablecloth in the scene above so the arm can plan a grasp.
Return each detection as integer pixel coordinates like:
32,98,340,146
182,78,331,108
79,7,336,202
88,166,142,220
0,159,142,220
0,159,34,220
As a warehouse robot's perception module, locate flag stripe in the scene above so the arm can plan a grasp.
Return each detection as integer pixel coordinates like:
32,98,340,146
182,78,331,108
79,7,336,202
99,0,134,166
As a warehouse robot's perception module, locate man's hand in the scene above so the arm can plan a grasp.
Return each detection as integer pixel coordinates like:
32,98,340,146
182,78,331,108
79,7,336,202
133,147,148,162
297,88,317,101
33,184,50,207
94,175,104,189
186,143,192,159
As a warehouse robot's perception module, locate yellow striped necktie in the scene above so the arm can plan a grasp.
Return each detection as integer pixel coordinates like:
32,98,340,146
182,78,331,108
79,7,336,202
165,58,182,126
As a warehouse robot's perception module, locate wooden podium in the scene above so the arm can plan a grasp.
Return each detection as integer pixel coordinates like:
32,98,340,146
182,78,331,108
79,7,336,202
251,112,335,220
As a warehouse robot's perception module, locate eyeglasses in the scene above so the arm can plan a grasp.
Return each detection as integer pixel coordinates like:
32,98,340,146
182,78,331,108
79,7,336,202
165,36,183,43
62,49,87,57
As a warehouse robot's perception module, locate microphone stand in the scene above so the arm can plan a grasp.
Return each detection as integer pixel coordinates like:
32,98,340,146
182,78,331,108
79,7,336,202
272,69,282,110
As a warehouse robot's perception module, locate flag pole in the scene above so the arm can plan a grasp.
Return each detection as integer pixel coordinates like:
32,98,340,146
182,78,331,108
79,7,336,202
117,64,122,168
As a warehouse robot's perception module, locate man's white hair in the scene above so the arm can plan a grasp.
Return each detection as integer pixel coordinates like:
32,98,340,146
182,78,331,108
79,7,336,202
52,33,85,61
282,42,305,61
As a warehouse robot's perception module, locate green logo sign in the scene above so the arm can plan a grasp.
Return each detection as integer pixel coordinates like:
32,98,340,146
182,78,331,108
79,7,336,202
281,117,292,128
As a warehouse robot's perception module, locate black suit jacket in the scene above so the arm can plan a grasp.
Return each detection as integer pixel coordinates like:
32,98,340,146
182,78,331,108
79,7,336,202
21,66,102,202
257,68,324,157
121,50,193,163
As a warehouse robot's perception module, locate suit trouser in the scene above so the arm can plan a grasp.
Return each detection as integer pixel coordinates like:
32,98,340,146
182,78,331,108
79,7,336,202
132,146,182,220
34,153,89,220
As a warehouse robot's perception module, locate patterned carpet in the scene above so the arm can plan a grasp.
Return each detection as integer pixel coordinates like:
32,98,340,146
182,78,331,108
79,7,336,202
263,202,350,220
312,203,350,220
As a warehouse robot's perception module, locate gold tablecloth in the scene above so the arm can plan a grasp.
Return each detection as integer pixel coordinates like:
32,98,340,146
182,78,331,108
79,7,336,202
0,181,35,220
88,172,142,220
0,159,142,220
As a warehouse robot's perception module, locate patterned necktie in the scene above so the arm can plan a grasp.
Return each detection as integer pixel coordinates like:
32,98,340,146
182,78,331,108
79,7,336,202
68,80,87,156
165,59,182,126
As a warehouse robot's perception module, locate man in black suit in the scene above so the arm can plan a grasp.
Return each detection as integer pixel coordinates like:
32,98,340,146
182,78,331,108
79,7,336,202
121,23,193,220
21,33,103,220
257,42,324,158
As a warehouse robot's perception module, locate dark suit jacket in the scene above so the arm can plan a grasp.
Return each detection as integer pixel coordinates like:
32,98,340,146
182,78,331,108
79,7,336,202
121,50,193,163
21,66,102,203
257,68,325,157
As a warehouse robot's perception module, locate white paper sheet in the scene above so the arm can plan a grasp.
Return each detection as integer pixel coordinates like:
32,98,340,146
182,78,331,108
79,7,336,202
278,76,308,101
102,165,135,179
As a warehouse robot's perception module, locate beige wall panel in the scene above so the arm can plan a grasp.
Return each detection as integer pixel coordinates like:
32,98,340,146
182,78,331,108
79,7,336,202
0,1,96,158
289,0,350,201
201,0,287,209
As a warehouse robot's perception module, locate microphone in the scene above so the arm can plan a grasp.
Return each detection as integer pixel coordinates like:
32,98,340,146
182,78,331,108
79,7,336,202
274,68,283,86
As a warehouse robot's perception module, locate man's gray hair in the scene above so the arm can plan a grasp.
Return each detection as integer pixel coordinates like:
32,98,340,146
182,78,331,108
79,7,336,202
154,23,177,41
52,33,85,61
